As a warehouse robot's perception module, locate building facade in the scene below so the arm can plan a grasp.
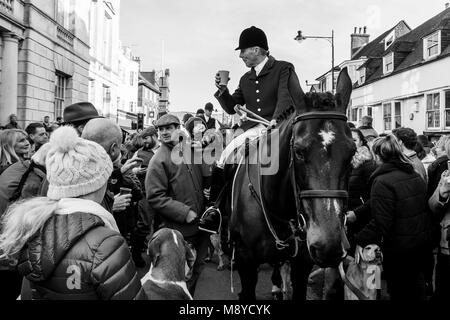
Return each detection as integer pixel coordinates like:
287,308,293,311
88,0,120,121
312,6,450,139
157,68,170,117
349,8,450,138
0,0,91,127
139,71,160,127
116,44,139,129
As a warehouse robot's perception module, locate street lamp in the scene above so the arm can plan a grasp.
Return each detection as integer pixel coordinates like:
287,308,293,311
295,30,335,93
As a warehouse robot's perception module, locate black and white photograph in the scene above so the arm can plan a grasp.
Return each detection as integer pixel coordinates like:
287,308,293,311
0,0,449,314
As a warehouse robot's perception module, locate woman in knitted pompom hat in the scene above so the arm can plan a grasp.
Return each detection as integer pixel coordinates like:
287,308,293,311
0,126,146,300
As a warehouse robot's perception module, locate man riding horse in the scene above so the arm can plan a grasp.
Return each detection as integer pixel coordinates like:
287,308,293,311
198,26,304,234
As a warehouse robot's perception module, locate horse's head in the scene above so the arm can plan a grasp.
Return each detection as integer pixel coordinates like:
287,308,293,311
292,68,356,267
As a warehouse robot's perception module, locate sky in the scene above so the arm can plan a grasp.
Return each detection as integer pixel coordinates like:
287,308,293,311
120,0,448,113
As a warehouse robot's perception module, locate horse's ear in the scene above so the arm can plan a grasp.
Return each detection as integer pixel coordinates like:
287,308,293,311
335,67,352,113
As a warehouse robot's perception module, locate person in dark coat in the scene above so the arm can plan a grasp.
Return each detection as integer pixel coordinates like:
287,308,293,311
354,134,428,300
346,129,377,251
204,103,221,131
0,126,146,300
4,114,21,130
146,114,210,295
202,26,304,233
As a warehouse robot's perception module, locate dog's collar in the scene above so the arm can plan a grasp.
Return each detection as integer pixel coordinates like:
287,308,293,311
141,264,193,300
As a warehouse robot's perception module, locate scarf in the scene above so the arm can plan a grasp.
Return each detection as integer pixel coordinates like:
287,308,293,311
54,198,120,233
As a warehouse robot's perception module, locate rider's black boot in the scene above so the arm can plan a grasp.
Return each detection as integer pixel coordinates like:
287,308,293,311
198,166,225,234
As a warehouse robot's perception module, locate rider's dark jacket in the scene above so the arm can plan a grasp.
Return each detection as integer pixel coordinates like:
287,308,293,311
214,56,303,131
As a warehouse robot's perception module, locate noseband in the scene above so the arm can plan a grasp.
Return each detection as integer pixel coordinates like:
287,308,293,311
290,111,349,223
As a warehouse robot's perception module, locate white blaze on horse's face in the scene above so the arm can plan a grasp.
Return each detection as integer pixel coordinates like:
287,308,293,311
172,230,179,247
319,130,335,150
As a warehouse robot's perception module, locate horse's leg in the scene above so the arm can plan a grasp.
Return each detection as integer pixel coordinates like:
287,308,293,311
235,247,259,301
290,252,314,301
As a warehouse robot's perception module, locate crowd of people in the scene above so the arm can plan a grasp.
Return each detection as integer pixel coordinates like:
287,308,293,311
0,25,448,302
346,116,450,300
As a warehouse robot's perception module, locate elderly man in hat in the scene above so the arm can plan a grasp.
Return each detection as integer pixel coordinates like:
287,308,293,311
199,26,304,233
145,114,210,295
63,102,103,135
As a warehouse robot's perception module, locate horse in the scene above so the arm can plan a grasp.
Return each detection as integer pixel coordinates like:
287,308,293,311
227,68,356,300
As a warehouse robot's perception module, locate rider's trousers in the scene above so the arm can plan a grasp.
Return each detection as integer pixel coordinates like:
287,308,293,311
217,123,266,168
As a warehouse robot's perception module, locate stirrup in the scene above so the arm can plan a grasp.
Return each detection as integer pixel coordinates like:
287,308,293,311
198,206,222,234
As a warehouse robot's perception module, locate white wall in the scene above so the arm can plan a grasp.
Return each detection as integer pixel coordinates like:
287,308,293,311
351,56,450,134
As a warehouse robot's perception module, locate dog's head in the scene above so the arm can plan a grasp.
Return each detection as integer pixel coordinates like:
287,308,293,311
147,228,196,282
360,244,383,265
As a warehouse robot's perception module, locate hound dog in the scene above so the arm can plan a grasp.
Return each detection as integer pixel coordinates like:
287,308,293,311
341,244,383,300
141,228,196,300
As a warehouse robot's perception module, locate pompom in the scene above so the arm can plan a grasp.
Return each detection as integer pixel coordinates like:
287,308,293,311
49,126,80,153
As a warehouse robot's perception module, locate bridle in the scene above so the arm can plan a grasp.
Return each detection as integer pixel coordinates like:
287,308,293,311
290,111,350,230
245,110,350,258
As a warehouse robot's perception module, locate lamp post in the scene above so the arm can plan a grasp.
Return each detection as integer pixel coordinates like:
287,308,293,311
295,30,335,93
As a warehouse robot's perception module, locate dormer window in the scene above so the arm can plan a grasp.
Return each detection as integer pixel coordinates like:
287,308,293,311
423,31,441,60
359,68,366,85
383,52,394,74
384,30,395,50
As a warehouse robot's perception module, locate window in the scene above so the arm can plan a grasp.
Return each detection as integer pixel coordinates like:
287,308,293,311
424,31,440,60
367,107,372,117
321,79,327,92
351,108,358,122
103,13,112,67
445,91,450,127
359,68,365,85
54,73,68,118
426,93,440,129
56,0,74,31
130,102,134,113
384,30,395,50
130,72,134,86
383,53,394,74
358,108,363,122
394,102,401,128
383,102,392,131
103,85,111,111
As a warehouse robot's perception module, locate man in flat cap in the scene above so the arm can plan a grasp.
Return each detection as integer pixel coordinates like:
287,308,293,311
145,114,210,295
200,26,304,233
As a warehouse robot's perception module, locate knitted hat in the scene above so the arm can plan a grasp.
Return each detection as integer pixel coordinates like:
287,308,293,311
46,126,113,200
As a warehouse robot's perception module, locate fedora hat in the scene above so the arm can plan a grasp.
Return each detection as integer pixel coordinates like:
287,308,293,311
63,102,103,124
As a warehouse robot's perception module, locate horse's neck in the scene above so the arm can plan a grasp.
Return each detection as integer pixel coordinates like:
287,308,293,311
260,122,295,212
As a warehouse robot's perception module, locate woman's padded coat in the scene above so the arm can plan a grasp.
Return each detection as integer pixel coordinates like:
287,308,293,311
355,162,428,256
17,212,146,300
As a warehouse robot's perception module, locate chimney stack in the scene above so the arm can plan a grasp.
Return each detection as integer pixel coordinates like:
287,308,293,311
351,26,370,59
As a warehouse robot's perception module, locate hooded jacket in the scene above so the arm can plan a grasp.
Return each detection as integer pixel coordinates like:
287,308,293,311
17,208,146,300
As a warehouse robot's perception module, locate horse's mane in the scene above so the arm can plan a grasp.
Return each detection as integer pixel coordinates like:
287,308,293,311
303,92,340,112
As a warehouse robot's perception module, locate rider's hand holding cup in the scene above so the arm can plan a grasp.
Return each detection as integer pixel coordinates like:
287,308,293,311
216,71,230,93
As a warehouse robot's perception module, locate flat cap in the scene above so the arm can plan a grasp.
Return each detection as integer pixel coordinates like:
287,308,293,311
155,114,180,128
